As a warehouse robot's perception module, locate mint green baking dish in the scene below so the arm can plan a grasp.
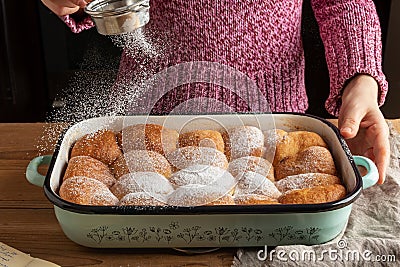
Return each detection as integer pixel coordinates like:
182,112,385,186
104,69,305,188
26,113,378,248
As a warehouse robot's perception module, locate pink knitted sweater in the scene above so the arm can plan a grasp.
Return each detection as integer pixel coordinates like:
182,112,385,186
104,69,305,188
63,0,388,116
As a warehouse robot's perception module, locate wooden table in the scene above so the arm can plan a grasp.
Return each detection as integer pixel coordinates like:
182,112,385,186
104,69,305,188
1,120,399,266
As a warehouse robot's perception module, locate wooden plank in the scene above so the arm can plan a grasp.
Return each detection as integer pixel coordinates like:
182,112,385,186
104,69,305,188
0,123,66,154
391,119,400,133
0,124,58,208
0,166,52,208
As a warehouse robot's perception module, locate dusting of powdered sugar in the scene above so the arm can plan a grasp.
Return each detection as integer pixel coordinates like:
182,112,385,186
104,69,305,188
123,149,171,175
228,156,274,180
227,126,264,159
48,72,123,121
275,146,337,180
38,27,166,155
107,27,169,115
166,184,231,207
111,172,174,200
275,173,341,193
36,123,70,156
60,176,119,206
110,28,160,58
169,164,236,190
119,191,167,206
234,171,281,199
262,129,283,162
166,146,229,170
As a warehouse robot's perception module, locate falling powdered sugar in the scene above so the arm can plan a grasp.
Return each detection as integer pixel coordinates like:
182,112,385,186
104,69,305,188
107,27,169,115
39,27,166,151
48,27,165,123
109,28,160,58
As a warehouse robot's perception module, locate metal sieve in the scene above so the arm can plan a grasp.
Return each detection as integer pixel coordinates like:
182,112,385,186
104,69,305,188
85,0,150,35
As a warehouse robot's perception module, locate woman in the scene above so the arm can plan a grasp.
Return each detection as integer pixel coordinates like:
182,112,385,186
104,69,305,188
41,0,390,184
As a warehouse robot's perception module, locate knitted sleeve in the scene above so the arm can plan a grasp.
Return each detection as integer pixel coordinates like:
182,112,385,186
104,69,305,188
60,14,95,33
311,0,388,116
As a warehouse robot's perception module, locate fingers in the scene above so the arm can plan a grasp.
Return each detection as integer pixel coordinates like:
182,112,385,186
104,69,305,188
75,0,88,8
340,119,359,139
41,0,87,16
375,152,388,185
338,96,364,140
339,107,389,185
60,1,93,9
339,113,363,139
339,74,379,140
373,126,390,185
361,121,389,185
58,0,87,8
42,0,83,9
374,147,388,185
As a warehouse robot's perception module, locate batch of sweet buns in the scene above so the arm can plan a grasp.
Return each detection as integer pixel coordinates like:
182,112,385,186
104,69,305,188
59,123,347,207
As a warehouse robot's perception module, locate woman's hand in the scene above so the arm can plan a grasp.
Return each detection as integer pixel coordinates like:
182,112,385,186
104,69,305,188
339,74,390,185
41,0,88,16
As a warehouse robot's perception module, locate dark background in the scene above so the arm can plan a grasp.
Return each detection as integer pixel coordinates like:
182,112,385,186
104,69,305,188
0,0,398,122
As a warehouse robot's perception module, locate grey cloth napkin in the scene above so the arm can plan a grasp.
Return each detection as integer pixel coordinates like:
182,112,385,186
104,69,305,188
232,122,400,267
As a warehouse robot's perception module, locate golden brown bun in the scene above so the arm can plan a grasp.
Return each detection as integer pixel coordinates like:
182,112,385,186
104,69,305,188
179,130,224,153
70,129,122,165
166,146,228,171
117,124,179,156
234,194,280,205
110,150,172,179
169,165,236,193
228,156,274,181
110,172,174,200
167,184,233,207
234,171,281,198
273,130,328,166
275,173,342,193
278,184,346,204
222,126,264,161
263,129,287,163
63,156,116,188
274,146,336,181
204,194,235,206
119,192,166,206
59,176,119,206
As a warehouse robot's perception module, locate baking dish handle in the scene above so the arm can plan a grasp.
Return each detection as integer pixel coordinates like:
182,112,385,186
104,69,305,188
26,155,52,187
353,155,379,189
